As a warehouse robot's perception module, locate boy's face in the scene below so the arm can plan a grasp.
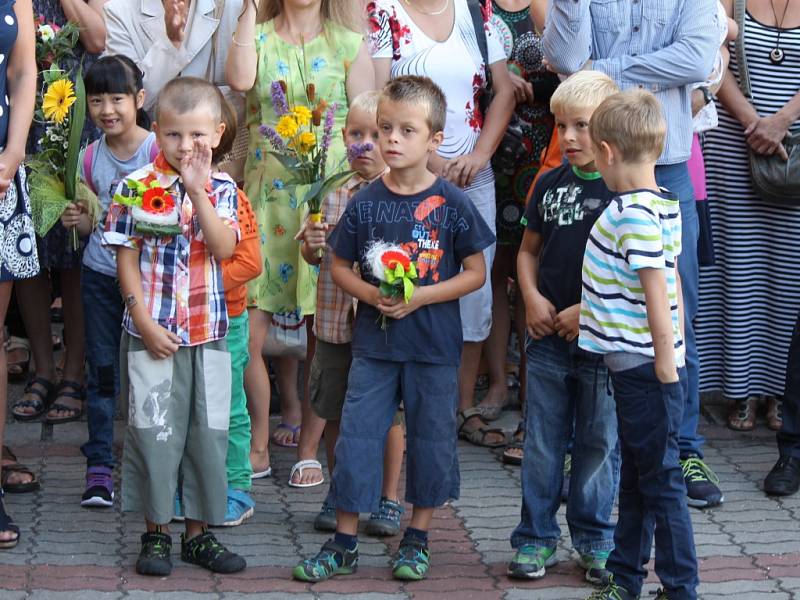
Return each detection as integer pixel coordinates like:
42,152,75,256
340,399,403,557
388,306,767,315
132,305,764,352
376,99,442,172
343,106,386,180
555,107,596,171
153,104,224,171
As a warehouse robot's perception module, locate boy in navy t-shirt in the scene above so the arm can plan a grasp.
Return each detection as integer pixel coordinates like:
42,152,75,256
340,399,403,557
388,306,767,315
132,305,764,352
292,76,494,583
508,71,621,585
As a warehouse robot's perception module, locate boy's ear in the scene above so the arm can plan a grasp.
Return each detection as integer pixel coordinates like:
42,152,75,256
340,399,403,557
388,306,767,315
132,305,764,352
211,122,226,148
429,130,444,151
136,89,145,110
599,140,614,164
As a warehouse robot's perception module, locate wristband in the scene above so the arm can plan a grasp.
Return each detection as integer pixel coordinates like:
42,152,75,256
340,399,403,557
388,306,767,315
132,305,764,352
232,32,255,47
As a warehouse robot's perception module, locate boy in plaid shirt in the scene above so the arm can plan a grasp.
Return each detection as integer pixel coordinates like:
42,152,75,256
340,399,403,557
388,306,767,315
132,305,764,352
104,78,245,577
298,91,406,537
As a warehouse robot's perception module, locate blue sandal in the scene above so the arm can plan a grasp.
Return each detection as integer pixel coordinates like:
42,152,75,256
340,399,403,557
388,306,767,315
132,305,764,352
11,376,56,421
0,488,20,549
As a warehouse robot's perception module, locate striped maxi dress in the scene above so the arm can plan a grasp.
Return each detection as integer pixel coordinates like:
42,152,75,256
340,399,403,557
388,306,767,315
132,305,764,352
697,11,800,400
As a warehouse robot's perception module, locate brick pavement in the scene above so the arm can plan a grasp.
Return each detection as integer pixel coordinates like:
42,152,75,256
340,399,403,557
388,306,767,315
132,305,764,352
2,407,799,600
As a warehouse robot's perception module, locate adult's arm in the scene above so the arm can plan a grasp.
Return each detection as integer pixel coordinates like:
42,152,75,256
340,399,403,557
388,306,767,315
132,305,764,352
592,0,718,92
226,0,258,92
103,0,193,111
0,0,36,186
60,0,108,54
346,41,376,100
542,0,592,75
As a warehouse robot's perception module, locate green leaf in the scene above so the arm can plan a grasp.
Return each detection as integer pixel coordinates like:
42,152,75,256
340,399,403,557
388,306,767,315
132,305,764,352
64,70,85,200
403,278,414,303
266,150,302,172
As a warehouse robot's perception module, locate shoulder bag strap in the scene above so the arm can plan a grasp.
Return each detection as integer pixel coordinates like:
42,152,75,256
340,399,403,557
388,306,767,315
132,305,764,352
83,141,97,195
467,0,492,87
733,0,753,100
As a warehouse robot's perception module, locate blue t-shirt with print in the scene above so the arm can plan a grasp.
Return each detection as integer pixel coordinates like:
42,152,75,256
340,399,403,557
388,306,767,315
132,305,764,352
329,176,495,366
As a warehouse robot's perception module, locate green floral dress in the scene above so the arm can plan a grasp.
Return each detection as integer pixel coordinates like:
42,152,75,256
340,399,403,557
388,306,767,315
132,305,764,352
245,20,362,315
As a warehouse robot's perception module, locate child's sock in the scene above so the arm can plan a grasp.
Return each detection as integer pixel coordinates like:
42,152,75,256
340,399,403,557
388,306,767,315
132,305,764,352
403,527,428,544
334,531,358,551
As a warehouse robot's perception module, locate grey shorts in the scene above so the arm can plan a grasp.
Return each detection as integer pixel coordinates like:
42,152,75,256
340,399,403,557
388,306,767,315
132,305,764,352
310,339,403,426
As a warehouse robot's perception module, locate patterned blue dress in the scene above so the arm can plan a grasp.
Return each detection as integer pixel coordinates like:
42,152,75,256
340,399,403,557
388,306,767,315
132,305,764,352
0,0,39,281
29,0,99,270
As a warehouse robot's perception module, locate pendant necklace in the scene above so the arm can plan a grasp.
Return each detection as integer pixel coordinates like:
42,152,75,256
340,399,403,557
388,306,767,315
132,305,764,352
769,0,791,65
403,0,451,16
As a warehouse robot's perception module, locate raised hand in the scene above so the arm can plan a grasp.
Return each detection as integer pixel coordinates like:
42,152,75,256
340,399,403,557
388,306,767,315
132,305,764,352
165,0,189,48
180,140,212,196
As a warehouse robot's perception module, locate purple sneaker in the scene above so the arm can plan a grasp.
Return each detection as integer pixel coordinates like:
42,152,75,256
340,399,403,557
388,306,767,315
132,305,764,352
81,466,114,508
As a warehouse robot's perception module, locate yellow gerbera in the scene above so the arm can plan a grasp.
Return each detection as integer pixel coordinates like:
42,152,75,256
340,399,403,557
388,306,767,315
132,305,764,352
291,105,313,127
42,79,76,123
297,131,317,154
275,115,298,138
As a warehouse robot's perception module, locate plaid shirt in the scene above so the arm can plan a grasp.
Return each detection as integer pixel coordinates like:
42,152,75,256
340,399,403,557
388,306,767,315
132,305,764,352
103,154,240,346
313,173,381,344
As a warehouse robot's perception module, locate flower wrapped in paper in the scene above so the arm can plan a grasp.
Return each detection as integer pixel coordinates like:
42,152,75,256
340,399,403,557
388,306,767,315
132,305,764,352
365,241,419,329
112,175,181,237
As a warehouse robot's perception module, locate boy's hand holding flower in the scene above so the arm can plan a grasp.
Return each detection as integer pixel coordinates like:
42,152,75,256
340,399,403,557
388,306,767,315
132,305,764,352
60,202,91,236
298,218,327,252
378,285,429,320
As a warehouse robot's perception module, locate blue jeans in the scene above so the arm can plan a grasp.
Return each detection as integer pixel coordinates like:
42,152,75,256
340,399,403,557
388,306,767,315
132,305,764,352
332,357,460,513
511,335,619,554
80,266,124,468
608,363,698,600
655,163,703,458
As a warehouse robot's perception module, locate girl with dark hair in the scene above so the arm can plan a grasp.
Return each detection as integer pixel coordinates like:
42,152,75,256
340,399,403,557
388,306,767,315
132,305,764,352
59,54,158,508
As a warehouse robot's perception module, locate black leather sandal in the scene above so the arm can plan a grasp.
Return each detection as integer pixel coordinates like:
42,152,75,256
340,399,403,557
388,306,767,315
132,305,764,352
11,377,56,421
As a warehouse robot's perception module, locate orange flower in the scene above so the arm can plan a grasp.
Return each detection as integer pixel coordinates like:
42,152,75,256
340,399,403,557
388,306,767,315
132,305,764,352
274,224,286,237
141,187,175,214
381,250,411,271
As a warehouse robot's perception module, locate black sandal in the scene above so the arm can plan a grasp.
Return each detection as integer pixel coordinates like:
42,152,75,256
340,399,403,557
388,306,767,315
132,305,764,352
1,446,40,494
11,376,56,421
0,488,20,549
45,379,85,424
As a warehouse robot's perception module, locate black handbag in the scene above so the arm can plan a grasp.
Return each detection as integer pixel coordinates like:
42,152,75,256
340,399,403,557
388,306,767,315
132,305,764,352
466,0,527,174
734,0,800,205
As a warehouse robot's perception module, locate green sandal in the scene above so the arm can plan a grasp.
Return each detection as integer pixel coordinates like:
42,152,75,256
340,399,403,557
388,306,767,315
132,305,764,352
292,539,358,582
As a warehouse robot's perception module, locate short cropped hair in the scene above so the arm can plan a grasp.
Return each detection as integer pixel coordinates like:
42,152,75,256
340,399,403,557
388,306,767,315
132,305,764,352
550,71,619,115
347,90,381,120
379,76,447,134
590,89,666,163
155,77,236,162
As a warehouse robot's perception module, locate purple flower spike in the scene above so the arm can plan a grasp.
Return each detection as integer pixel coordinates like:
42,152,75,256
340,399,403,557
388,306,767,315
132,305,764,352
260,124,285,151
270,81,289,117
318,103,338,179
347,142,374,162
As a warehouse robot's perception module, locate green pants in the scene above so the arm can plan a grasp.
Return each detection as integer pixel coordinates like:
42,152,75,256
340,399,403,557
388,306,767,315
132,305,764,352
226,312,253,490
122,335,230,525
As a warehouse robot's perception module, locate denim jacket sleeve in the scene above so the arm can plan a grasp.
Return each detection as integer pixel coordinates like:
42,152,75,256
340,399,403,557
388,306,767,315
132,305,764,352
592,0,719,93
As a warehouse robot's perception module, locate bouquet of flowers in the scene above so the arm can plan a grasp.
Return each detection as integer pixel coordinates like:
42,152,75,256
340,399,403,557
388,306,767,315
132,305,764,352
365,241,419,330
112,174,182,237
259,76,370,225
28,17,98,248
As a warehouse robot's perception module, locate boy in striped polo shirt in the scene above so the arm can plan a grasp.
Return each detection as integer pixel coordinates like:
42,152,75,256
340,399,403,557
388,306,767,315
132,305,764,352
581,89,698,600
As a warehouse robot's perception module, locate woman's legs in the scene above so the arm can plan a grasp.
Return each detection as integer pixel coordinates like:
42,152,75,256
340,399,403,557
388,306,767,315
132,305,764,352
293,318,325,486
46,266,85,420
0,281,19,544
272,356,302,445
245,308,271,475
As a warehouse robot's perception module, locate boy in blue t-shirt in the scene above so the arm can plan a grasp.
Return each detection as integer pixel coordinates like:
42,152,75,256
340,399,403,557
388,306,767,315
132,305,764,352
292,76,495,583
581,89,698,600
508,71,620,585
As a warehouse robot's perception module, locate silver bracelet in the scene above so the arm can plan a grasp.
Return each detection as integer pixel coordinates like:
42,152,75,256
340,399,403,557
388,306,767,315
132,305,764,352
232,32,255,47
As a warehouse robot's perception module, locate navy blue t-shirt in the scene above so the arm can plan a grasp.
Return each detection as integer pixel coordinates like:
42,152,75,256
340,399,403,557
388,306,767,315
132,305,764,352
522,163,614,313
329,176,495,366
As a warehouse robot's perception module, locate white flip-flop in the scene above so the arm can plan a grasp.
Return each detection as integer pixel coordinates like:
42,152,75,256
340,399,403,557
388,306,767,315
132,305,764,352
251,466,273,480
287,459,324,488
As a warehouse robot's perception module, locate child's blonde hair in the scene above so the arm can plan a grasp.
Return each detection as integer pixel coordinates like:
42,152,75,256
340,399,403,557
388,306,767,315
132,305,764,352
347,90,381,122
550,71,619,115
590,89,666,163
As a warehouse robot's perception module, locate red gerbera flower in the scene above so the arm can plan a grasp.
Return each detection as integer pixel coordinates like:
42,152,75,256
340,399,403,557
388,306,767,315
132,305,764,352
381,250,411,271
141,187,175,215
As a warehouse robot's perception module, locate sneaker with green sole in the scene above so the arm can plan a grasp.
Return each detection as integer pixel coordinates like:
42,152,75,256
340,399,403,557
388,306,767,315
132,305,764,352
585,580,638,599
392,537,430,580
181,531,246,573
292,539,358,582
507,544,557,579
578,549,612,585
